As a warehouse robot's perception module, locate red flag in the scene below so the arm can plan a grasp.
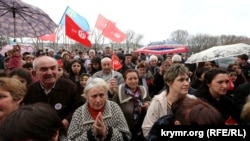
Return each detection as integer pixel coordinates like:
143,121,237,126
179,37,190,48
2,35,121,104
225,116,238,125
39,32,56,42
111,54,122,71
102,22,126,43
65,15,91,47
95,14,111,31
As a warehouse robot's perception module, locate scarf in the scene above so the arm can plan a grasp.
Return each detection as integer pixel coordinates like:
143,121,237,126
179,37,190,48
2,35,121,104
124,85,142,122
88,104,104,120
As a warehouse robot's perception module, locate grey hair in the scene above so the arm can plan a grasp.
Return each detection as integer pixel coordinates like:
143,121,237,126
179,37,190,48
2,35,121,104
149,55,158,61
83,77,108,97
89,49,96,54
32,56,57,70
101,57,112,64
171,54,182,63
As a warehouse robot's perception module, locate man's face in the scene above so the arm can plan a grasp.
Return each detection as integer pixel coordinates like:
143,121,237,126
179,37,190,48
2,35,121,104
104,48,111,55
35,58,58,86
101,60,112,74
125,56,132,64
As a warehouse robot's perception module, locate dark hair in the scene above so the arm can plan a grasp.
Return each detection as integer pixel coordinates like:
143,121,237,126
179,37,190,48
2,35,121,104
0,103,67,141
196,68,228,93
22,62,33,69
116,53,125,63
69,59,85,75
124,69,139,80
90,57,102,75
172,97,224,125
238,54,249,61
8,68,33,86
195,68,209,79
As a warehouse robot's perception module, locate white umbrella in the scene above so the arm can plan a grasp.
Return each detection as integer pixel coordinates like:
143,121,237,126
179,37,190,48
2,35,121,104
185,43,250,64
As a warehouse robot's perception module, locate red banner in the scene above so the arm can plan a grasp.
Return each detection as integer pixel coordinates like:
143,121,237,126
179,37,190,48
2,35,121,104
95,14,111,31
39,32,56,42
65,15,91,47
102,22,126,43
111,54,122,71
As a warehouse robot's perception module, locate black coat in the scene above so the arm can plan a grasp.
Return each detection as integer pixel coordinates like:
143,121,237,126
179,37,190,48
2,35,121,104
194,90,236,122
233,82,250,122
147,115,174,141
23,78,85,122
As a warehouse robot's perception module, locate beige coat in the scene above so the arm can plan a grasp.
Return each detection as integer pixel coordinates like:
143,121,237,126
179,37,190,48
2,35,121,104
141,91,196,138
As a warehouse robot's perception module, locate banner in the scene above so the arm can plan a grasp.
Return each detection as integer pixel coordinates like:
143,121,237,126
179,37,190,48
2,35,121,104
95,14,112,31
102,22,126,43
111,54,122,71
59,6,89,31
65,15,91,47
38,32,56,42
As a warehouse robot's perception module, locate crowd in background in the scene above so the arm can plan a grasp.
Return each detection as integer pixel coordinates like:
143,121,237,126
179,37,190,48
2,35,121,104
0,45,250,141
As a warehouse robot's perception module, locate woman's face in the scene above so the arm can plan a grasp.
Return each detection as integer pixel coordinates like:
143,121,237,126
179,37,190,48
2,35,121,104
208,73,229,97
80,76,89,88
92,63,100,70
137,67,146,77
57,67,64,78
229,71,237,82
71,62,81,74
86,87,106,110
168,74,190,96
204,62,213,69
125,72,139,90
11,75,27,86
0,88,21,122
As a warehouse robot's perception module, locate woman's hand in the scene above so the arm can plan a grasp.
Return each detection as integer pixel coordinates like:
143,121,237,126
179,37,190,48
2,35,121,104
93,112,107,139
142,102,150,110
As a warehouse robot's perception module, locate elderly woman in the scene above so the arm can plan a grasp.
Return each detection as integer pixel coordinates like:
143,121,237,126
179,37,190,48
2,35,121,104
109,69,151,141
0,77,27,123
67,78,131,141
141,64,196,138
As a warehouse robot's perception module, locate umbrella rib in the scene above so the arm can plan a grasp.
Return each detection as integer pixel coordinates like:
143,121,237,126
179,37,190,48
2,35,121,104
15,9,55,37
18,8,55,27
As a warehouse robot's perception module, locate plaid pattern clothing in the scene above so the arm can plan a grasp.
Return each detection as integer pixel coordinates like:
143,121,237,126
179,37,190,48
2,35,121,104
67,100,131,141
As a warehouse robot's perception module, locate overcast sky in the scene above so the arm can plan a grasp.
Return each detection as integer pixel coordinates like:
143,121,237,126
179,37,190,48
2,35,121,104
22,0,250,45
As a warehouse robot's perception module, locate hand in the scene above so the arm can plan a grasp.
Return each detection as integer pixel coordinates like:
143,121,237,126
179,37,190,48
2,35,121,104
142,102,150,110
61,119,69,129
93,112,107,139
108,78,117,94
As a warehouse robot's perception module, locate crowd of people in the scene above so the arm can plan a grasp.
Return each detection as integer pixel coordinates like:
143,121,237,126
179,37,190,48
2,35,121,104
0,45,250,141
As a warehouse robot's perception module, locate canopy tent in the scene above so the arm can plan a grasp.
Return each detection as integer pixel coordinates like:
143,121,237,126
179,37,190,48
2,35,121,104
135,40,188,55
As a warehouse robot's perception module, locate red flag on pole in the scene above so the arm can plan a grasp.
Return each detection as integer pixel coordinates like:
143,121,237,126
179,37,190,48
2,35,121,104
65,14,91,47
102,22,126,43
111,54,122,71
95,14,111,31
39,32,56,42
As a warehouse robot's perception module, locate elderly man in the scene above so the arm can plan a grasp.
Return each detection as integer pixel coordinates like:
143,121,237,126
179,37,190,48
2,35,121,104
92,57,124,96
92,57,124,83
23,56,85,129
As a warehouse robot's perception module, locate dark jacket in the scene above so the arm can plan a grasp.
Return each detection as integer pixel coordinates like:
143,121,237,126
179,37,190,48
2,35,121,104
147,115,174,141
23,78,85,122
194,90,236,122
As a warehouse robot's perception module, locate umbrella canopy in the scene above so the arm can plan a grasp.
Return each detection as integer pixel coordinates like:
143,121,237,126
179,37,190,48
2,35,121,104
185,43,250,64
135,40,188,55
0,44,35,55
0,0,57,38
